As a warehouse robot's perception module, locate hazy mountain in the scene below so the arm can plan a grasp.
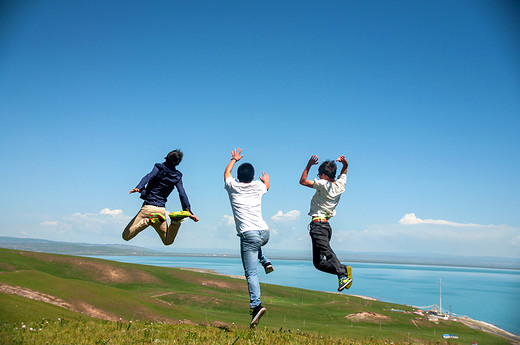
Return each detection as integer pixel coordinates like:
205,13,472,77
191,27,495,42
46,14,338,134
0,236,518,269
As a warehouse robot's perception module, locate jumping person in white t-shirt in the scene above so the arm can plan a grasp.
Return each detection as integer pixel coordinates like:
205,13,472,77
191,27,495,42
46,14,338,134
224,148,273,328
299,154,353,292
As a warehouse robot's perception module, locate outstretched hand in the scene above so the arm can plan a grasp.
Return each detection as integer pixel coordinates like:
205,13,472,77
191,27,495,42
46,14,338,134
259,172,270,190
307,155,319,167
129,188,139,194
231,148,243,161
336,155,348,166
337,155,349,175
225,148,243,180
259,172,269,183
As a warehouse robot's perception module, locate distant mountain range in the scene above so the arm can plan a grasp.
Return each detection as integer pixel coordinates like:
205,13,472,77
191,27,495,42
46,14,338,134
0,236,161,256
0,236,518,269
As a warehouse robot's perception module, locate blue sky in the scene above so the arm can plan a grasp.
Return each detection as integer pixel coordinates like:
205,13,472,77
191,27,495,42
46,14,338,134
1,0,519,258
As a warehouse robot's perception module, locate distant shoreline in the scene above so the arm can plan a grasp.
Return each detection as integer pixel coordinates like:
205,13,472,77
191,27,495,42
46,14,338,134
180,267,520,343
134,252,520,271
456,316,520,344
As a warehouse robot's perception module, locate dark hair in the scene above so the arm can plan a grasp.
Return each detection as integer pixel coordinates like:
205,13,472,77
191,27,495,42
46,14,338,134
165,150,183,166
237,163,255,183
318,160,337,180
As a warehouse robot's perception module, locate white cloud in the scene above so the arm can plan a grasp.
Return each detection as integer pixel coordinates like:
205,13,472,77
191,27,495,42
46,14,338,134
40,220,58,226
271,210,301,223
399,213,489,227
30,207,133,243
99,208,123,215
332,217,520,258
219,214,235,227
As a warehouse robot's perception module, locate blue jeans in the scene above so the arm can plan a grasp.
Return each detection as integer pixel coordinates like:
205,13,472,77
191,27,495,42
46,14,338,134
239,230,270,309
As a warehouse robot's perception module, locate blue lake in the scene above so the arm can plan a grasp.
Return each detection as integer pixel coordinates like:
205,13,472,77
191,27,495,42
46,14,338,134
93,255,520,336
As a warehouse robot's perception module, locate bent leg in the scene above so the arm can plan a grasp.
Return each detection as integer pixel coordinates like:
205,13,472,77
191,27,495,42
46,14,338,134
146,207,170,245
162,220,181,245
257,230,270,266
123,207,152,241
309,222,346,277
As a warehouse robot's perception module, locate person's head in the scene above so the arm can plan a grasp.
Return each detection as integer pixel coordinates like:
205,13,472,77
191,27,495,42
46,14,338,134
237,162,255,183
165,149,183,166
318,160,337,180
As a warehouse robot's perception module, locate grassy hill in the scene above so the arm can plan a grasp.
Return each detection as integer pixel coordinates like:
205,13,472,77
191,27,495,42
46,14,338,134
0,248,515,344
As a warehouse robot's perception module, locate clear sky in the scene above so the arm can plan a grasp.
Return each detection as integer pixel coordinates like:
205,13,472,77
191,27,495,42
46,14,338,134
1,0,519,258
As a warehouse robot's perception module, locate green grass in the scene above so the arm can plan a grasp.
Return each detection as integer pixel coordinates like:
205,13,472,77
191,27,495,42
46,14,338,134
0,248,514,344
1,318,403,345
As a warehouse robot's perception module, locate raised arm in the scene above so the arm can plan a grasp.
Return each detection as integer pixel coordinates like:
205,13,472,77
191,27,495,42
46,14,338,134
336,155,349,175
224,148,243,181
299,155,319,188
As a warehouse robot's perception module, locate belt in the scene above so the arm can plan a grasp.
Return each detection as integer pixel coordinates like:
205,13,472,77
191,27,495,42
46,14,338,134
312,217,328,223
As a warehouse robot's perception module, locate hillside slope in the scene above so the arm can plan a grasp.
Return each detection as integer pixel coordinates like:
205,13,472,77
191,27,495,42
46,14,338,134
0,248,514,344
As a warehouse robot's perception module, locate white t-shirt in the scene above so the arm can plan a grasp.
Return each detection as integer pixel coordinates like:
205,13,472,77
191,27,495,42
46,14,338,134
308,173,347,218
225,177,269,233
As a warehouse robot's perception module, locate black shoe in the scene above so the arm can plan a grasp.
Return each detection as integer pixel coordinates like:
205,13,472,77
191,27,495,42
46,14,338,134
263,262,274,274
250,305,266,328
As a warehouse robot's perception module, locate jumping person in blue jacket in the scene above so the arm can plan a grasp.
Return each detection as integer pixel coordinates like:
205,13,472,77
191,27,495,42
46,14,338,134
123,149,199,245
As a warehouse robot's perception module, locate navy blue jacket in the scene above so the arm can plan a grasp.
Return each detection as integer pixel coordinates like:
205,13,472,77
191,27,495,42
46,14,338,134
136,162,191,210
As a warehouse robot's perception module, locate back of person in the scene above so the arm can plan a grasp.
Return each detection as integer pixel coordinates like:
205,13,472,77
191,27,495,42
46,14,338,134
309,173,347,218
299,154,352,292
141,163,182,206
223,148,272,328
225,178,268,233
122,149,198,246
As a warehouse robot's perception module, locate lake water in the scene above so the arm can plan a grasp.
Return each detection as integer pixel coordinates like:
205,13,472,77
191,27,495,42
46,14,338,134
93,255,520,336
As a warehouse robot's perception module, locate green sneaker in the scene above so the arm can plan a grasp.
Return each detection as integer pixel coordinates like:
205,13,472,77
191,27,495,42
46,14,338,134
149,213,166,224
346,265,353,289
338,266,353,291
169,211,191,222
338,276,352,291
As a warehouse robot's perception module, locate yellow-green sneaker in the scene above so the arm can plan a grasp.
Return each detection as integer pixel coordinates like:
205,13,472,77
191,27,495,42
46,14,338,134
169,211,191,222
149,213,166,224
338,276,352,291
338,266,353,291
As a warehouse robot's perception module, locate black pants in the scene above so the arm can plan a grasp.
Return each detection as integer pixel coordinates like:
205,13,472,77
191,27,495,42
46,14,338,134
309,221,346,277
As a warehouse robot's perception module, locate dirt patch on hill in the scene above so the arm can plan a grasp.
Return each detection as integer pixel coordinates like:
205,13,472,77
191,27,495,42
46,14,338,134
210,320,233,330
0,283,119,321
200,279,237,290
71,301,119,321
151,291,225,307
1,282,176,323
161,293,223,306
345,312,392,323
18,251,160,285
0,262,16,272
1,283,72,309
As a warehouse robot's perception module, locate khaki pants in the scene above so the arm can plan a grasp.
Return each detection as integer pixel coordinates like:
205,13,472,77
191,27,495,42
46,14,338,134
122,204,181,245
